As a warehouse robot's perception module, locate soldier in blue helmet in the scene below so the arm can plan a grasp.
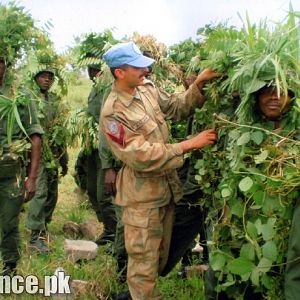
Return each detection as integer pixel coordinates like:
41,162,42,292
101,42,220,300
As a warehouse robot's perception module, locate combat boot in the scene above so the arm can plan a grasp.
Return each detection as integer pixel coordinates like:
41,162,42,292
95,230,115,246
111,290,132,300
2,262,17,276
29,230,50,254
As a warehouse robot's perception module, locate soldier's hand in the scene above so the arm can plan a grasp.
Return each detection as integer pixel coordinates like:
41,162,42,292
61,165,68,177
180,129,217,153
104,168,117,196
196,68,223,82
24,177,37,202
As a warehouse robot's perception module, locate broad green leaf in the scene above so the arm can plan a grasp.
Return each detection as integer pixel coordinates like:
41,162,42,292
267,218,276,227
221,280,236,287
239,176,253,192
251,131,264,145
253,190,265,205
237,132,251,145
247,221,258,239
241,272,251,282
254,150,268,164
228,257,255,275
195,175,202,182
262,241,277,262
210,252,227,271
255,218,263,235
261,223,275,241
257,257,272,273
231,202,243,218
221,188,231,198
240,243,255,261
261,273,272,289
251,267,260,286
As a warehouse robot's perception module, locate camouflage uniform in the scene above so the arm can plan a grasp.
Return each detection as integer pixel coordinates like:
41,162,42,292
99,130,127,273
283,111,300,299
285,200,300,300
74,149,88,191
0,86,43,264
101,80,205,300
86,84,116,237
26,90,68,231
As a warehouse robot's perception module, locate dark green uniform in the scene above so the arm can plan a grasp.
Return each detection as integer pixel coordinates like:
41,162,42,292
161,115,208,276
87,84,116,236
283,109,300,299
285,201,300,300
99,128,126,275
0,87,43,264
74,149,88,191
26,90,68,231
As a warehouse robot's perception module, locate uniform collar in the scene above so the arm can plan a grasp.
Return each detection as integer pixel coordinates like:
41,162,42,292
113,83,144,107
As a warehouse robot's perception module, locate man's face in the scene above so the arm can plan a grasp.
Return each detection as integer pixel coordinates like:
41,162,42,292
117,65,150,88
88,66,101,81
0,59,6,83
35,72,54,92
258,86,292,119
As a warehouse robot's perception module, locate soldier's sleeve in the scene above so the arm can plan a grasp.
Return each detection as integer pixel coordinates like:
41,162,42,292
150,83,205,122
98,130,115,169
101,114,184,173
24,99,44,136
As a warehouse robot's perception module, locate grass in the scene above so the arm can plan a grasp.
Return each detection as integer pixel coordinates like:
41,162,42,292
1,78,206,299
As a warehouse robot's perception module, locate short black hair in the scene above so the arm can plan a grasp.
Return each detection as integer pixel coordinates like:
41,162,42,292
110,65,130,79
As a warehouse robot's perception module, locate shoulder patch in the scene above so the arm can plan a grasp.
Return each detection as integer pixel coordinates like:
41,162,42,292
106,121,126,147
107,121,119,135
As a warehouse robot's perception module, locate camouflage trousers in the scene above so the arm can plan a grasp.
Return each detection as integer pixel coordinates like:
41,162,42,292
285,200,300,300
0,163,24,263
26,164,58,230
122,202,174,300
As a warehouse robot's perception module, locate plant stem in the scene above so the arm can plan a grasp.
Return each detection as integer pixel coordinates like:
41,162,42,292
213,113,300,145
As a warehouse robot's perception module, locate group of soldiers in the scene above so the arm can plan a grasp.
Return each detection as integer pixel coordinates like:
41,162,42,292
0,57,69,275
1,36,300,300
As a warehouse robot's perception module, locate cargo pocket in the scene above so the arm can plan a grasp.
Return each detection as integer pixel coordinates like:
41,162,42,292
0,157,22,179
122,207,150,228
153,105,166,124
122,207,152,256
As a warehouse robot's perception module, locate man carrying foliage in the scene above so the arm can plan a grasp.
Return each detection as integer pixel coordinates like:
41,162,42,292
85,59,117,246
25,67,69,254
247,83,300,300
0,57,43,275
101,41,220,300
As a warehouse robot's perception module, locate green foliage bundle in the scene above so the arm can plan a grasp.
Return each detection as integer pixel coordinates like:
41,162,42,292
77,30,118,68
0,90,32,157
169,38,201,74
0,1,44,64
189,11,300,299
21,38,70,97
131,33,183,92
67,107,98,154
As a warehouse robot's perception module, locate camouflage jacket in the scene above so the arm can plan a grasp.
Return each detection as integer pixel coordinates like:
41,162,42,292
100,81,205,208
87,83,102,123
87,83,115,169
0,85,43,175
35,89,68,168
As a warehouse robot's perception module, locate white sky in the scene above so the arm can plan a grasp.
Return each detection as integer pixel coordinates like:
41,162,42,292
9,0,300,52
